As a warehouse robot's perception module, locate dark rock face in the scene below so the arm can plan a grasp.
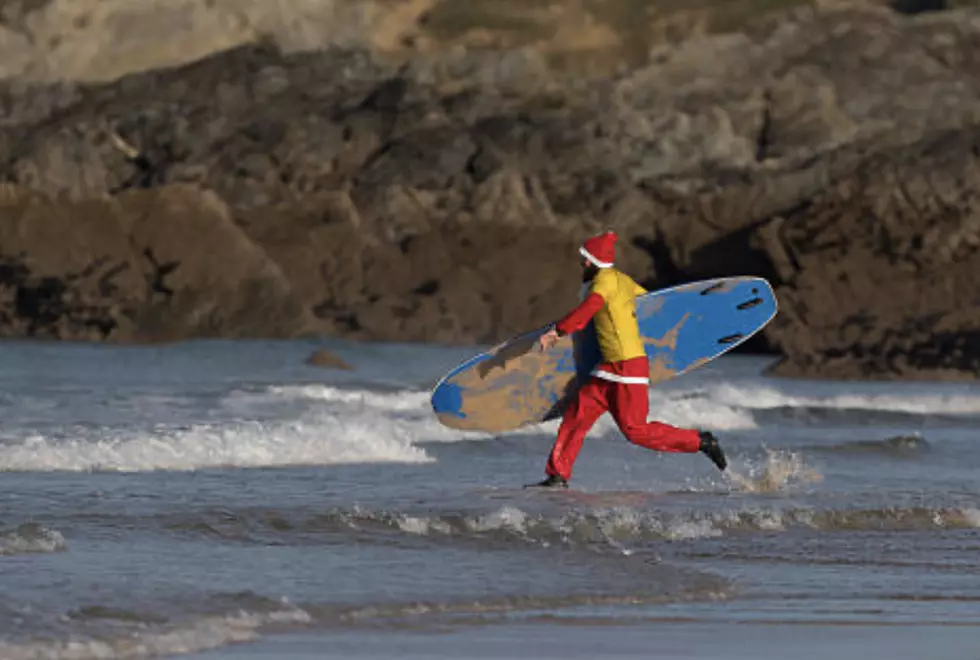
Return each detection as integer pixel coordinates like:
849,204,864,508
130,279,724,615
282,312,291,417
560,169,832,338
761,127,980,380
2,4,980,379
0,184,311,342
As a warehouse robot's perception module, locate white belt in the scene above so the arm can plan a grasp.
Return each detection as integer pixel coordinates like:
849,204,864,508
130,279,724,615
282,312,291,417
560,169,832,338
590,369,649,385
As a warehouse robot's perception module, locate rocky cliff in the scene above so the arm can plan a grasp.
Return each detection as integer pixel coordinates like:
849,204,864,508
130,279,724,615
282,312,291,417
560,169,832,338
2,0,980,379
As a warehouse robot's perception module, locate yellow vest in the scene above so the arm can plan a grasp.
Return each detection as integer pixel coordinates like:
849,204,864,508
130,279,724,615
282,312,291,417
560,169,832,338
586,268,648,363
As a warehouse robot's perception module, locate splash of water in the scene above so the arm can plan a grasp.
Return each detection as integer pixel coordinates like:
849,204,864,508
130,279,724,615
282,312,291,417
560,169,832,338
726,448,823,494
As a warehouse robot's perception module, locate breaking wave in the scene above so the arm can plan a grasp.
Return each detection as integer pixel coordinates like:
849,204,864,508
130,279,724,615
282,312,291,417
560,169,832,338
703,382,980,417
0,583,732,660
225,385,433,415
382,504,980,544
387,504,980,542
113,501,980,549
0,606,311,660
0,524,66,556
0,410,433,472
5,372,972,473
228,384,759,433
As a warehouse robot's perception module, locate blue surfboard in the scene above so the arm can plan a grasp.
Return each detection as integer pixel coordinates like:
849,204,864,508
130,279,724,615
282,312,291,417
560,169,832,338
430,276,778,433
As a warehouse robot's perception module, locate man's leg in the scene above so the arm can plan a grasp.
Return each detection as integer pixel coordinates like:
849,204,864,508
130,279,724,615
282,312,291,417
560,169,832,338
538,380,609,485
610,381,727,469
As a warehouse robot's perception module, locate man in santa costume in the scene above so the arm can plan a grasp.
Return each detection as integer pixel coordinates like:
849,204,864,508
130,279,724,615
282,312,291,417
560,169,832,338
530,230,728,489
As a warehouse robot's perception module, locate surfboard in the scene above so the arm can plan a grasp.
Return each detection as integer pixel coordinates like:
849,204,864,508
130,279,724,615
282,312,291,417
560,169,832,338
430,276,778,433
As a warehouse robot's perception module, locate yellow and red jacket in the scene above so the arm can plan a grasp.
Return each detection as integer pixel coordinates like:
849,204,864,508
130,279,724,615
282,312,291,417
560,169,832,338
555,268,649,384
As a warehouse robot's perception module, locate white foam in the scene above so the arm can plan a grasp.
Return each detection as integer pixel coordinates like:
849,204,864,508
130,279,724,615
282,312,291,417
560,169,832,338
372,502,980,547
0,378,781,473
237,382,758,431
396,515,451,536
0,525,66,556
962,508,980,528
575,508,725,542
223,385,486,443
661,518,722,541
704,382,980,416
239,385,432,413
225,381,760,454
560,391,757,439
0,608,311,660
0,410,433,472
649,390,757,431
595,507,643,538
467,506,529,533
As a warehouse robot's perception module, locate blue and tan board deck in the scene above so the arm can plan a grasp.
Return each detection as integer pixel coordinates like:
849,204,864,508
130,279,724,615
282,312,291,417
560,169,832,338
429,276,778,433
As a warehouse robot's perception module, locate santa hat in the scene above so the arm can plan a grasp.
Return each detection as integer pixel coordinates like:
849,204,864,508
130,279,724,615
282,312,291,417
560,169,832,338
579,230,617,268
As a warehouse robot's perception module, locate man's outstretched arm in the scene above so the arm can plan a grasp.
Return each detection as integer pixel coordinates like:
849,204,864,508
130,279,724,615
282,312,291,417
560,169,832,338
555,293,605,336
539,292,605,352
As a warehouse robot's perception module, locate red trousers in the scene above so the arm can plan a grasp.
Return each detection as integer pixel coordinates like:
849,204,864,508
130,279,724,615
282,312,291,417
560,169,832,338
545,357,701,480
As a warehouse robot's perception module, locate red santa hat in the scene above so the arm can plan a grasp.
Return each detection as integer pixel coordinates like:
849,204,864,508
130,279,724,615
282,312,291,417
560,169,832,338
579,230,617,268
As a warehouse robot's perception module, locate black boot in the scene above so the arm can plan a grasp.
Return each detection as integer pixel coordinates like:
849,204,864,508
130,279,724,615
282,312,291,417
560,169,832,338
699,431,727,471
524,474,569,489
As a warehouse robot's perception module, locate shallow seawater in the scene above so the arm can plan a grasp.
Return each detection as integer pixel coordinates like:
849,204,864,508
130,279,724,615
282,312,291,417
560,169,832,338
0,339,978,659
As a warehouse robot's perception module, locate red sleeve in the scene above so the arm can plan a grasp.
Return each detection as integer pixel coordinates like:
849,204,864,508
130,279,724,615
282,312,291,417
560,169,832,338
555,292,605,336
